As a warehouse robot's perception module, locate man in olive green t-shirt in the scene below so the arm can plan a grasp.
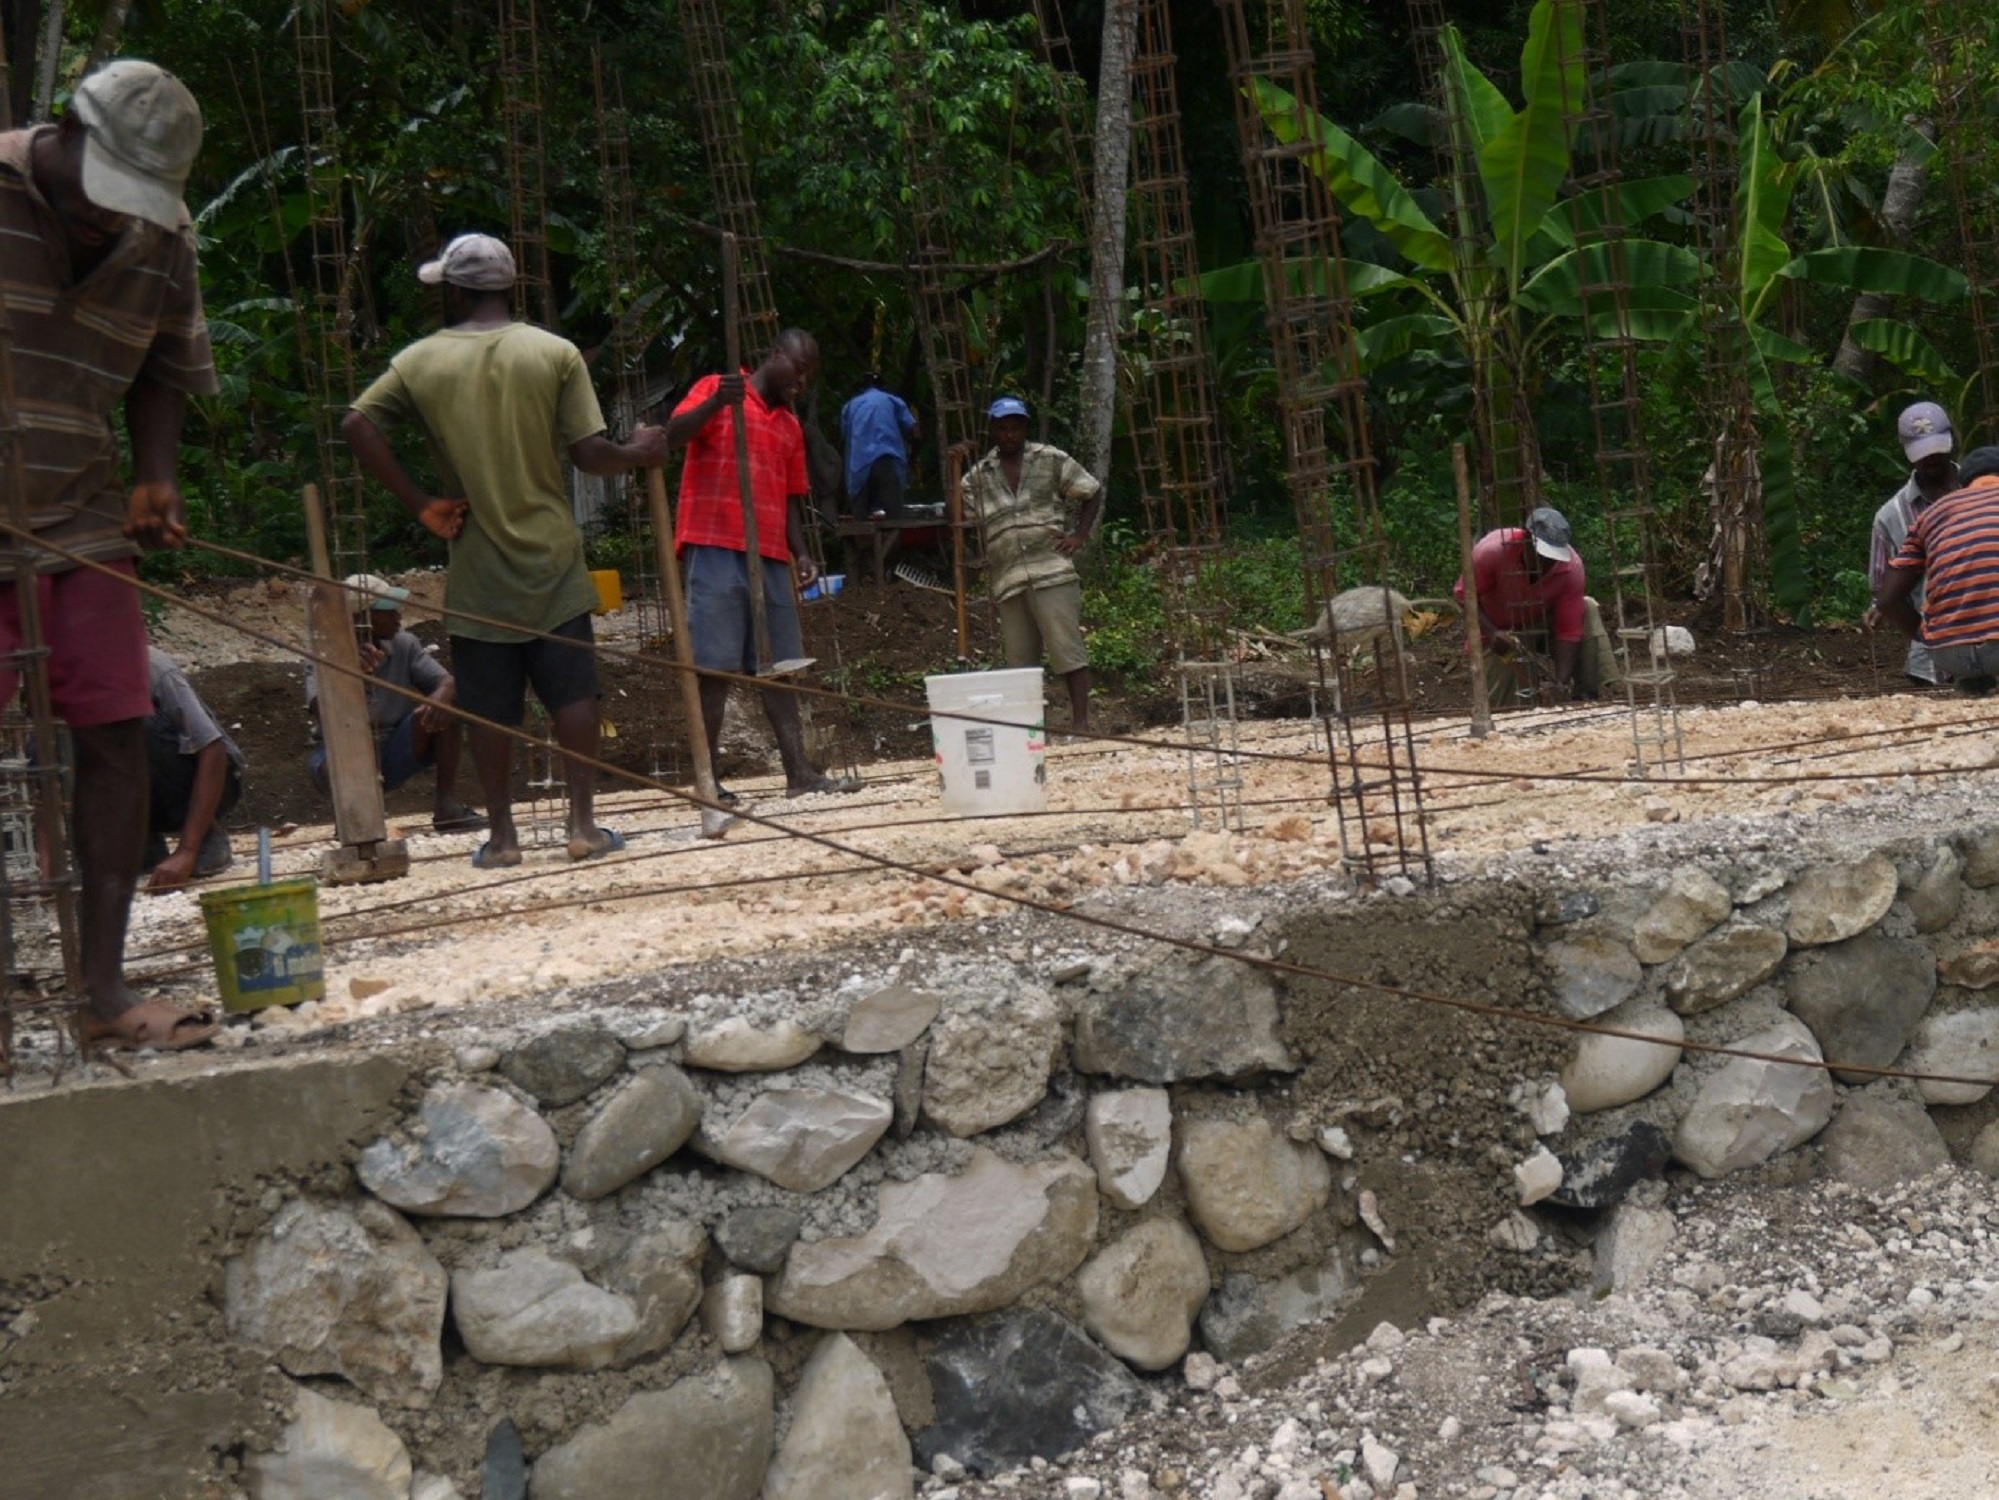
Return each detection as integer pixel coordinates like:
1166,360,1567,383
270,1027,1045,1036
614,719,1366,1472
342,233,669,869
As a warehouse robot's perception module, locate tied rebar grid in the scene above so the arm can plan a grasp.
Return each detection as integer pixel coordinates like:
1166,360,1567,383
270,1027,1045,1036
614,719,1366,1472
1126,0,1241,830
680,0,781,366
593,49,683,782
0,281,80,1079
293,0,367,579
1218,0,1431,884
1028,0,1094,214
1683,0,1760,635
1556,0,1684,772
1925,0,1999,446
499,0,556,329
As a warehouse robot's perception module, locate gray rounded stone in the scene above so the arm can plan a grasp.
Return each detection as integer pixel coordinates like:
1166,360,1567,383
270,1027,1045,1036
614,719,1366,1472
1665,925,1788,1014
1786,933,1935,1083
562,1066,703,1201
1818,1086,1950,1192
1076,1219,1210,1371
1177,1115,1331,1253
1905,845,1965,934
528,1357,773,1500
499,1026,625,1107
357,1083,558,1219
1902,1008,1999,1105
1542,935,1642,1020
1785,855,1897,947
714,1206,805,1275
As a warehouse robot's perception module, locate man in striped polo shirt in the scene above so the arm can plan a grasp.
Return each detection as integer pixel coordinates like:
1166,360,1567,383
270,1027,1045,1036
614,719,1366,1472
1878,446,1999,693
0,61,219,1052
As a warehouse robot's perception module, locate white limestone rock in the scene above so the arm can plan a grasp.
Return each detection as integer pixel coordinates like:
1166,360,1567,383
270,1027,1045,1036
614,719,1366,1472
250,1387,412,1500
1664,925,1788,1014
225,1198,447,1410
528,1357,774,1500
1905,845,1965,934
766,1148,1098,1330
763,1334,913,1500
357,1082,558,1219
1784,855,1897,947
1177,1115,1332,1253
683,1017,821,1072
701,1274,764,1354
562,1065,703,1200
1077,1219,1211,1371
1672,1015,1837,1178
1514,1147,1563,1206
841,984,942,1053
1902,1008,1999,1105
1527,1083,1570,1137
699,1086,892,1192
411,1475,463,1500
1591,1205,1676,1294
450,1248,637,1370
921,984,1061,1137
1630,869,1733,964
1084,1088,1173,1209
1558,1001,1684,1114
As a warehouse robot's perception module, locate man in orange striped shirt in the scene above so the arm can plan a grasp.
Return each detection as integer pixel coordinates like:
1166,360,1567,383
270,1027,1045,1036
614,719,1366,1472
1878,446,1999,693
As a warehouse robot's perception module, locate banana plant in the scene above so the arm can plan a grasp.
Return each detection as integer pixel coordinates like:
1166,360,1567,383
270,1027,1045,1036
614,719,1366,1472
1206,0,1699,511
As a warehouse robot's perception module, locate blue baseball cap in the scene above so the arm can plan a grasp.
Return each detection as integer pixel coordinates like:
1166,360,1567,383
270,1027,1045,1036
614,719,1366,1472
988,396,1030,421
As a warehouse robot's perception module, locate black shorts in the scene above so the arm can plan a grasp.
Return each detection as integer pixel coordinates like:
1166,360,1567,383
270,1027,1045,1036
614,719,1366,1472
450,614,600,728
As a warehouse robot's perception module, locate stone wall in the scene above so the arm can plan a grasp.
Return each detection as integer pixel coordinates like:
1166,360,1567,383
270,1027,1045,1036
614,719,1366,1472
12,823,1998,1498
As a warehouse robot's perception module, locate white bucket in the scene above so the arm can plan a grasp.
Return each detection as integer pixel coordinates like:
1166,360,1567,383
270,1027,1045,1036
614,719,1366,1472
923,667,1046,816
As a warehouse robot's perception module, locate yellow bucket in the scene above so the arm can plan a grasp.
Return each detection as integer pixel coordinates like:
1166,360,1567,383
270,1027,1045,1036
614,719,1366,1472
197,877,326,1013
591,569,623,614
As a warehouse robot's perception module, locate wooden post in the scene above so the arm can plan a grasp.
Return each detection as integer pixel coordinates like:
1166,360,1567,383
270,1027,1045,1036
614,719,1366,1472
946,445,969,657
1453,444,1493,740
720,232,772,674
645,467,734,838
303,483,408,882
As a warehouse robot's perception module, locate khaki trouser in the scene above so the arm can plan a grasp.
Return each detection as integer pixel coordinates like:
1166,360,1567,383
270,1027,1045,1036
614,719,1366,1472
1481,596,1621,710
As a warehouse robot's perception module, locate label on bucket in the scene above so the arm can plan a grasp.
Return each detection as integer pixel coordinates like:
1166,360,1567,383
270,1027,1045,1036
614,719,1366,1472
965,727,995,765
230,920,323,993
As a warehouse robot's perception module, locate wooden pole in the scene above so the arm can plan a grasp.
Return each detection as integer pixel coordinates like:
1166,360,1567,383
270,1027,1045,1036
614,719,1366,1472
1453,443,1493,740
946,445,969,657
302,483,406,879
645,467,734,838
721,232,772,674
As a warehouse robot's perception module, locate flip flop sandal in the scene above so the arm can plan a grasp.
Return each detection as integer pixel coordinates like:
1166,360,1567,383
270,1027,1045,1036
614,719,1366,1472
789,775,863,797
471,842,523,870
715,785,741,807
433,810,490,833
81,999,219,1053
568,828,627,863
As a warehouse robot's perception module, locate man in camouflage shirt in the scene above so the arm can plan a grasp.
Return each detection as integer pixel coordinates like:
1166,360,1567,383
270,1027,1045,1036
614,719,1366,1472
955,396,1104,731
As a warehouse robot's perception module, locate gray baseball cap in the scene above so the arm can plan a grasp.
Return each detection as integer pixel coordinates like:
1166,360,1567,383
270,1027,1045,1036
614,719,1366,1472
418,233,517,291
1898,400,1954,462
1525,506,1574,563
71,60,202,230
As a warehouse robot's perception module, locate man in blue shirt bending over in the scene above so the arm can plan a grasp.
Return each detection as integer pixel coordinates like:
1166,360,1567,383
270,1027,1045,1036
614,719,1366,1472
839,373,919,521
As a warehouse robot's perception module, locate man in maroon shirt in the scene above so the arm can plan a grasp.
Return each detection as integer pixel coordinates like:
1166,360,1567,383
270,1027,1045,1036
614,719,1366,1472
665,329,853,799
1455,506,1620,708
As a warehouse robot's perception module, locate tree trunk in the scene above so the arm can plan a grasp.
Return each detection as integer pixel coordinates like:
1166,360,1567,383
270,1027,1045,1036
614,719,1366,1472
29,0,62,123
1080,0,1134,484
83,0,134,72
1832,119,1932,383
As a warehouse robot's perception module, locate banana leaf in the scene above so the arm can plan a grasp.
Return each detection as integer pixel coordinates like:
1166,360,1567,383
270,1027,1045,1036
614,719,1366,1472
1252,78,1453,273
1194,257,1417,305
1776,246,1969,301
1844,319,1959,385
1355,312,1458,371
1735,94,1798,306
1557,174,1697,235
1477,0,1585,294
1516,239,1700,314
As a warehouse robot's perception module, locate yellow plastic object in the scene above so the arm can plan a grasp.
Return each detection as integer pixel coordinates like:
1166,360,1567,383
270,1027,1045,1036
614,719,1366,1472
197,877,326,1012
591,569,623,615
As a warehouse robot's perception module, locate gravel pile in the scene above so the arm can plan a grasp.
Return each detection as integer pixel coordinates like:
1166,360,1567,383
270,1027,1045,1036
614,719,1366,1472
941,1165,1999,1500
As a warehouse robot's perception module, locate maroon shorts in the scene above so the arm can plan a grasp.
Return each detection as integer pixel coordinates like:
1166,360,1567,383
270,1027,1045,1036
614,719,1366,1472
0,559,150,727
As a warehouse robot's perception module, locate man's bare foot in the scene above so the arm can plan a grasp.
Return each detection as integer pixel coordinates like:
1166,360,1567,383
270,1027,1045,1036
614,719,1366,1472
80,997,219,1052
471,840,523,869
566,828,627,862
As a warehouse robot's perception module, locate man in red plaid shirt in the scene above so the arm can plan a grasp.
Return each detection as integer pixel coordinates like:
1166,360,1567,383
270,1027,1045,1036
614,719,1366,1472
666,328,853,799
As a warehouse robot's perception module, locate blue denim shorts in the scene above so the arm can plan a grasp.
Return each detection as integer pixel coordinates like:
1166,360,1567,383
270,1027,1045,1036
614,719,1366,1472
684,544,806,673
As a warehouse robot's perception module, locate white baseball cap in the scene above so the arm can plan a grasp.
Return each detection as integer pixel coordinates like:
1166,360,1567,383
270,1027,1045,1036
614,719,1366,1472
71,60,203,230
343,573,410,611
418,233,517,291
1898,401,1954,463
